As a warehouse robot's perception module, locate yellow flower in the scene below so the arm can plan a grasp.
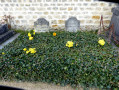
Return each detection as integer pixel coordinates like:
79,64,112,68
26,48,36,54
98,39,105,46
66,41,74,48
26,50,30,54
29,48,36,54
23,48,27,51
28,32,31,37
33,31,35,35
2,52,5,55
29,36,33,40
29,48,33,51
33,30,35,32
31,50,36,54
76,44,78,46
53,32,56,36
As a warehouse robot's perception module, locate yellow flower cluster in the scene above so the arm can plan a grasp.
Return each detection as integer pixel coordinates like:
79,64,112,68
28,30,35,40
26,31,106,55
33,30,35,35
2,52,5,55
23,30,37,54
23,48,36,54
66,41,74,48
98,39,105,46
65,38,105,48
28,33,33,40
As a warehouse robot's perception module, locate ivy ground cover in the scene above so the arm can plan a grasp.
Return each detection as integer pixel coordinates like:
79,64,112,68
0,30,119,89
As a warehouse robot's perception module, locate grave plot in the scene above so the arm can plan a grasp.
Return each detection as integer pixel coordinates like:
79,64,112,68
0,31,119,89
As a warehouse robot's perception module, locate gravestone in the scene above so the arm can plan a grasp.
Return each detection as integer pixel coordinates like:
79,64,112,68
109,6,119,41
0,24,9,35
65,17,80,32
0,24,15,44
34,18,49,32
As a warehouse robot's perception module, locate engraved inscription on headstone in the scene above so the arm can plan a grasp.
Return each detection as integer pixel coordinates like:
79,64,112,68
65,17,80,32
34,18,49,32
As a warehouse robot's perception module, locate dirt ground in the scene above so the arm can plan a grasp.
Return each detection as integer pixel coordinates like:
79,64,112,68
0,81,99,90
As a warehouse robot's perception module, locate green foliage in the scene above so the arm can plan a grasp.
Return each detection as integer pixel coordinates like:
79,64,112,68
0,31,119,89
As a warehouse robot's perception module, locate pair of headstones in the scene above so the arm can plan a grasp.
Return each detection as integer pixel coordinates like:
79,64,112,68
34,17,80,32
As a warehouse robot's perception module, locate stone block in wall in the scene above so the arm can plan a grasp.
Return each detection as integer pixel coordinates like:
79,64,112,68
92,16,100,19
34,18,49,32
103,20,110,24
6,0,12,2
15,20,20,24
52,25,59,30
58,20,65,24
37,0,42,2
68,7,73,11
51,20,57,24
44,12,49,15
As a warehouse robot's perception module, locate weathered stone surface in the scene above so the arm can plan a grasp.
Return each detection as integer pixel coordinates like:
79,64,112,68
0,24,9,35
65,17,80,32
0,24,16,44
0,30,15,44
112,6,119,16
92,16,100,19
34,18,49,32
108,6,119,41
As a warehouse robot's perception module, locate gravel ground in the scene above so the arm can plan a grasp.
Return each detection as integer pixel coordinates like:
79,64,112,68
0,81,80,90
0,81,99,90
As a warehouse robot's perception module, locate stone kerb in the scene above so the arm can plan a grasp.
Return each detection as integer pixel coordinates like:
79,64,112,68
65,17,80,32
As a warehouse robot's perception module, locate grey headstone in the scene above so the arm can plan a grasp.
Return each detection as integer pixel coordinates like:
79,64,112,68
112,6,119,16
0,30,16,45
65,17,80,32
34,18,49,32
108,6,119,41
0,24,16,44
0,24,9,35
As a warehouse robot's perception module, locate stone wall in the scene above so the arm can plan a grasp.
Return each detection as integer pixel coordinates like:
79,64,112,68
0,0,117,31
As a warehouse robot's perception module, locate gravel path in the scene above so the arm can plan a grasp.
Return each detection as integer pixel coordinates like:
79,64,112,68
0,81,99,90
0,81,80,90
